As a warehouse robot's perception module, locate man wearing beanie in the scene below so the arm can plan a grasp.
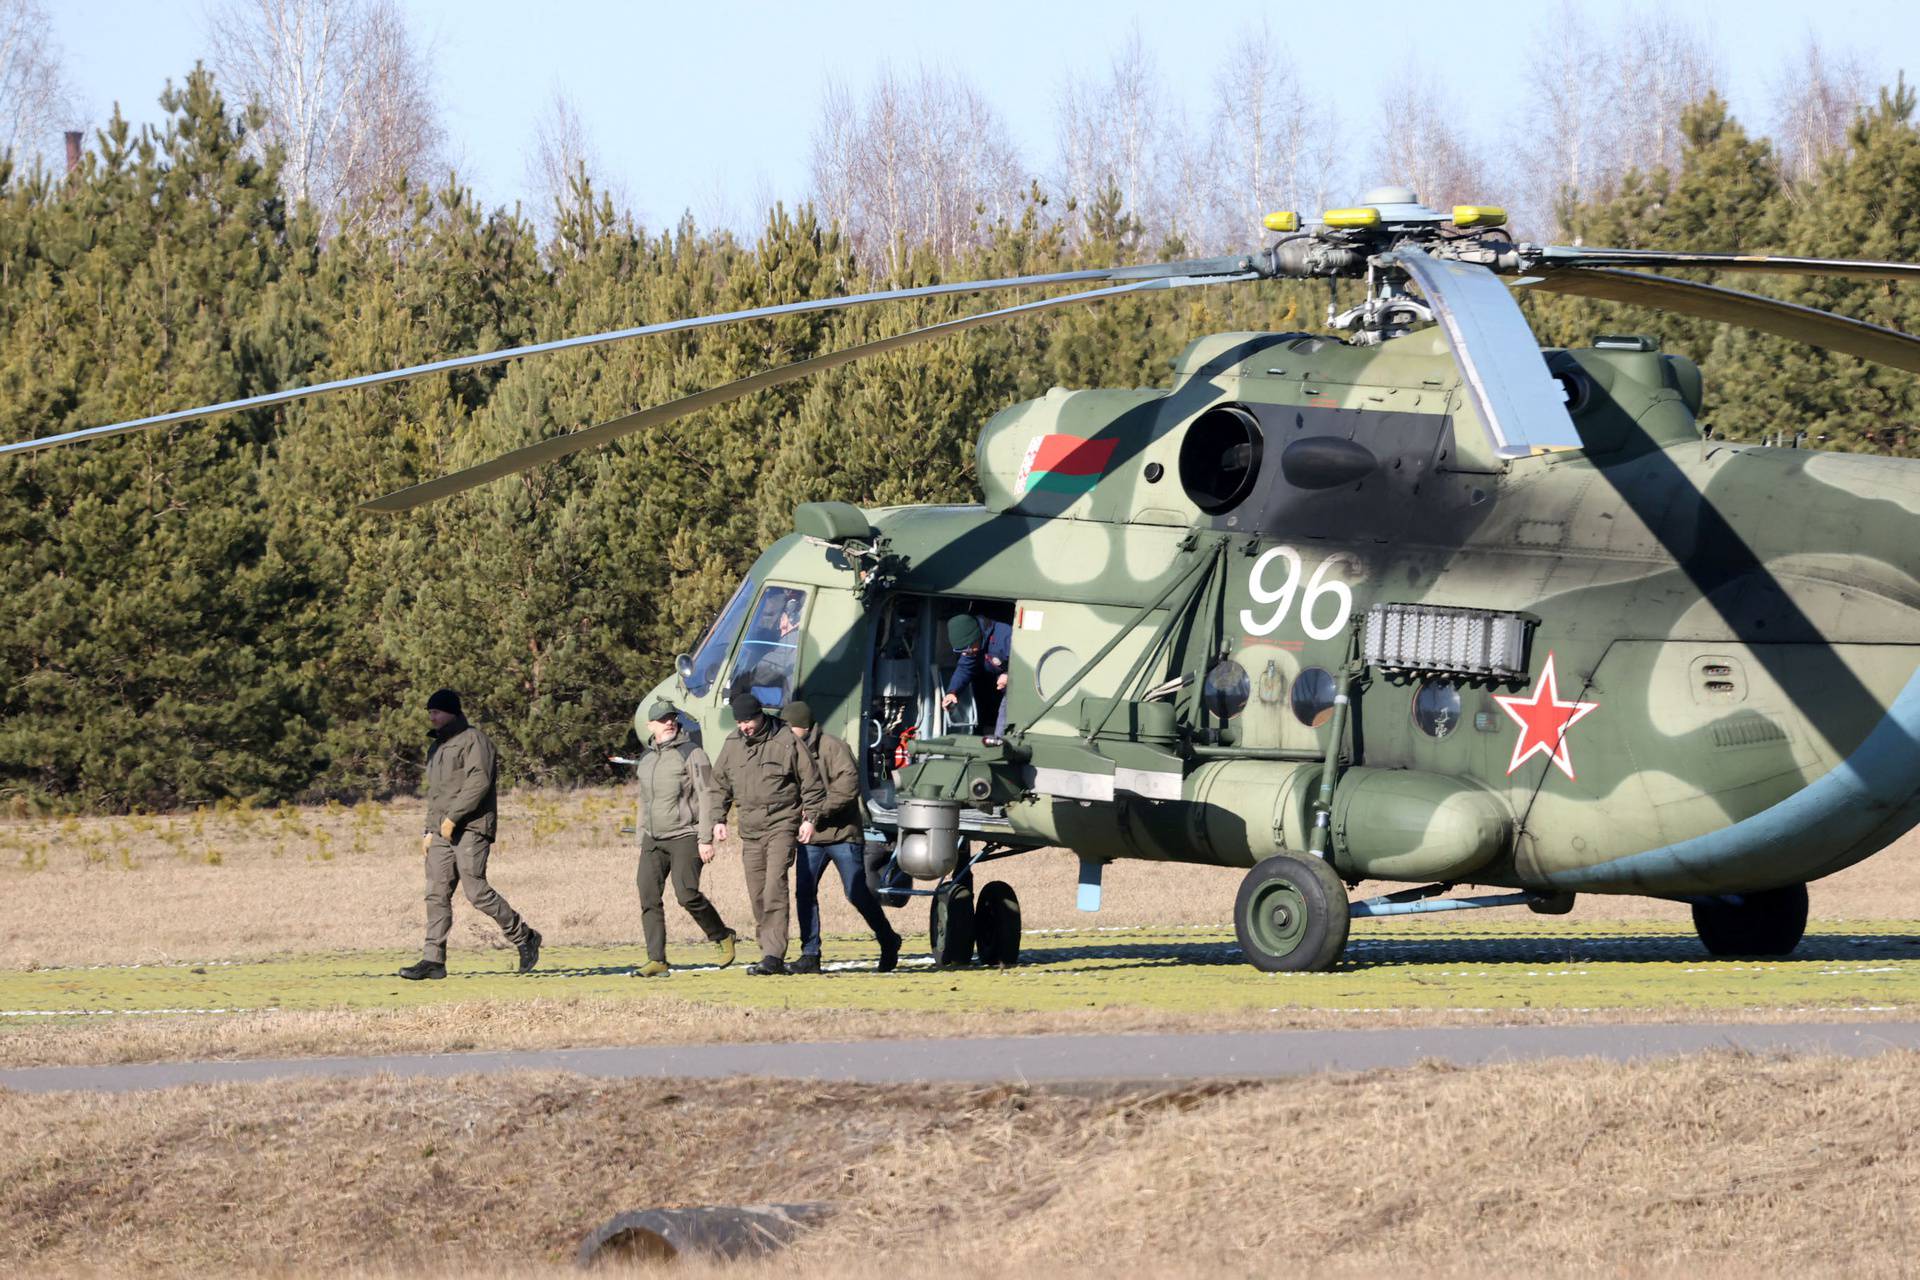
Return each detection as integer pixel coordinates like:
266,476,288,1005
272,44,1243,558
943,611,1012,735
631,699,737,976
785,699,901,974
708,691,827,974
399,689,541,980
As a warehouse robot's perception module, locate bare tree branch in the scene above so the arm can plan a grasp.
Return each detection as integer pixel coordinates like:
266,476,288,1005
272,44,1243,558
1771,31,1871,186
207,0,444,235
0,0,77,167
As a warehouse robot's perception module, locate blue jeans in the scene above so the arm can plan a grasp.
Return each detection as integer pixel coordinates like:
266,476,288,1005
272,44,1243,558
796,840,900,956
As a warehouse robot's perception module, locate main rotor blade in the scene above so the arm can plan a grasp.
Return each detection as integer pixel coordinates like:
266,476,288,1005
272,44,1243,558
0,254,1260,460
360,272,1253,513
1535,245,1920,283
1391,246,1583,458
1518,268,1920,376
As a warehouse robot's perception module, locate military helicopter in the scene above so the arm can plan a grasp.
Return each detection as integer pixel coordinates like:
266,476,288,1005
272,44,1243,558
13,185,1920,972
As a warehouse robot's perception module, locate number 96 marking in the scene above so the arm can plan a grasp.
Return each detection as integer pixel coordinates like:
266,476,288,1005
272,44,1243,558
1239,546,1354,641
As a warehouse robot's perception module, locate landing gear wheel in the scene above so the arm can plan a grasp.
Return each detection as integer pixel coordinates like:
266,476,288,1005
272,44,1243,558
1691,883,1808,957
974,880,1022,968
1234,854,1350,972
929,881,975,967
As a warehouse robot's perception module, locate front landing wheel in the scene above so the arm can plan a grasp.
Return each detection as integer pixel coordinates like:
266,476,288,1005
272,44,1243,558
1692,883,1808,957
1234,855,1350,972
929,882,975,967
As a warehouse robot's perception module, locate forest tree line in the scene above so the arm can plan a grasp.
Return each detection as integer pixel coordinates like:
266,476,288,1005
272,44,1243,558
3,11,1920,811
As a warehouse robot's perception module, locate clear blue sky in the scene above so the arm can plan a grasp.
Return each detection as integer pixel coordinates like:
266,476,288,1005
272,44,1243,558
46,0,1918,232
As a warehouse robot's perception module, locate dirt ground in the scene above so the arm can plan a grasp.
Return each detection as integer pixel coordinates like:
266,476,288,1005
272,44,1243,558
3,788,1916,970
3,1053,1915,1278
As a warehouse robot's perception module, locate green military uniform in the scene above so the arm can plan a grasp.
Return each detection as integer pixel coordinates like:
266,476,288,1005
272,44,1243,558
633,706,733,965
421,713,532,964
709,700,827,966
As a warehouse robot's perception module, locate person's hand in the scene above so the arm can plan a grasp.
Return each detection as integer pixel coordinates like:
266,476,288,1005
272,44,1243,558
996,673,1009,692
713,823,729,844
942,691,958,709
798,820,815,844
421,832,431,855
439,817,456,840
698,843,715,864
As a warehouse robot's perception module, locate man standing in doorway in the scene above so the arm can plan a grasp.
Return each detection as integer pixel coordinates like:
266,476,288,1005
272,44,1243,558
632,700,737,976
784,699,901,974
709,691,826,975
943,612,1012,735
399,689,541,980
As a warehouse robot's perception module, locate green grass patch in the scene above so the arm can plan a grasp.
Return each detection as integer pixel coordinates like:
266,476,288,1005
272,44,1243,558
3,919,1917,1026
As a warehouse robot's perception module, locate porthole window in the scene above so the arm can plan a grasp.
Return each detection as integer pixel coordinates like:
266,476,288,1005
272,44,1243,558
1034,645,1080,701
1178,404,1263,514
1413,679,1462,739
1291,666,1337,727
1202,659,1251,720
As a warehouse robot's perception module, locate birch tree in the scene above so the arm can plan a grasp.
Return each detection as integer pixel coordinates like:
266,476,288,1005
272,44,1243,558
1771,34,1871,186
1204,20,1331,248
0,0,75,166
207,0,444,234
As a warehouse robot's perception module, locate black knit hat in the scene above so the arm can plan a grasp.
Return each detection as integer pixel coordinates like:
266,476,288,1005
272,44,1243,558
729,690,764,722
425,688,463,716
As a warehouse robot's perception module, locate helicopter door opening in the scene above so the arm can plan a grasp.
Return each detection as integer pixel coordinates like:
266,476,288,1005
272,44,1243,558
864,594,1015,810
723,583,810,710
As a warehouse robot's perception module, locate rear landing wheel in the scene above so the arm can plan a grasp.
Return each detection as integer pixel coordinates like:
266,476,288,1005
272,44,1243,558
929,881,975,967
1692,883,1808,957
1234,854,1350,972
974,880,1022,968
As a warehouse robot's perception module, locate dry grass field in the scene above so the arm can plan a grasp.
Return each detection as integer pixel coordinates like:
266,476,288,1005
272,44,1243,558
3,1052,1915,1278
3,787,1917,970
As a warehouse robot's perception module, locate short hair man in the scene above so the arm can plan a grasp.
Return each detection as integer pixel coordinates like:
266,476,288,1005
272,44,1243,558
708,691,827,975
785,699,901,974
399,689,540,980
943,612,1012,735
632,699,737,976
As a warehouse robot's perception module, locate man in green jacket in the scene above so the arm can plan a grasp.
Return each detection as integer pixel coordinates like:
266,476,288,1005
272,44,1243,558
709,691,827,975
632,699,737,977
399,689,541,980
786,699,901,974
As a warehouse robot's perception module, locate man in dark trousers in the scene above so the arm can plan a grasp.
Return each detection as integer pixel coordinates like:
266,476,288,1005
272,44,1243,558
944,612,1012,735
399,689,541,980
708,691,826,975
632,699,737,976
784,699,901,974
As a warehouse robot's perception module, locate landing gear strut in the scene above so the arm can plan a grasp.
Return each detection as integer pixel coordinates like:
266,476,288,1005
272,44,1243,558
1234,854,1350,972
1691,883,1808,957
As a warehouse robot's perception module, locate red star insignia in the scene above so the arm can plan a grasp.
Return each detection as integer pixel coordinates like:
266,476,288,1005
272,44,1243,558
1493,652,1598,780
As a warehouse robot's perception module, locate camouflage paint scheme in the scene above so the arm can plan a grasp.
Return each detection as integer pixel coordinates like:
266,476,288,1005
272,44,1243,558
648,325,1920,901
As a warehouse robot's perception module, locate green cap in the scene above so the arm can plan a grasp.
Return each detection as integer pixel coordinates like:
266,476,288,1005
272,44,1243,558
947,614,983,651
785,699,815,730
645,699,678,724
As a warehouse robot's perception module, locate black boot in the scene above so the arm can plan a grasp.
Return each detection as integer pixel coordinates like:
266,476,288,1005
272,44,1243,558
746,956,787,975
398,960,446,981
789,953,821,974
877,932,901,974
517,927,543,973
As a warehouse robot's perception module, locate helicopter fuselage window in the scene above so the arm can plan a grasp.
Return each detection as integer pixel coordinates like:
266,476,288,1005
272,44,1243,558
683,575,756,698
1179,403,1264,514
726,584,809,709
1414,679,1463,739
1291,666,1337,727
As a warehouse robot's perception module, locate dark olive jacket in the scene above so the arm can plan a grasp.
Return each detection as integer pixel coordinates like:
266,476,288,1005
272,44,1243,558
425,717,498,841
799,726,866,845
634,730,716,842
708,715,827,836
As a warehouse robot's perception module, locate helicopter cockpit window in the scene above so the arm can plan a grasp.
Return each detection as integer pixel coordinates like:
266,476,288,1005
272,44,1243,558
682,575,756,698
1179,404,1264,515
726,585,809,709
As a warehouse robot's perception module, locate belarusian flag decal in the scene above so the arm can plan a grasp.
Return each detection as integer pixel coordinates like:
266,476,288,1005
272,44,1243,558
1018,434,1118,495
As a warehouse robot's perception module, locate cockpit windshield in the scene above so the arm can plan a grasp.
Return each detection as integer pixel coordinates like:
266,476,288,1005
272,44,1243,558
726,585,809,709
682,576,755,698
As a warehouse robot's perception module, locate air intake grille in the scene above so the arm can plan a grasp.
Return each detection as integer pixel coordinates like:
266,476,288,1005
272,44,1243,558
1362,604,1531,678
